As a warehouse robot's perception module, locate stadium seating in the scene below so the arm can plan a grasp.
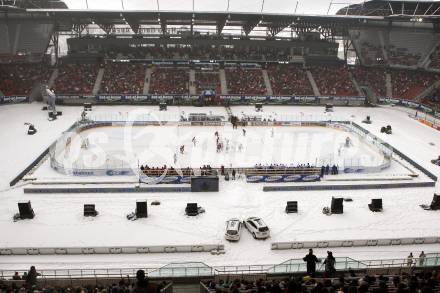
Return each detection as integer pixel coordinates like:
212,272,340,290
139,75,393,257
100,46,292,62
195,71,221,94
267,64,314,96
54,63,99,95
0,63,52,95
423,88,440,111
351,66,387,97
309,64,358,96
149,67,189,95
391,69,438,100
1,62,439,105
202,271,440,293
100,63,145,95
225,68,267,95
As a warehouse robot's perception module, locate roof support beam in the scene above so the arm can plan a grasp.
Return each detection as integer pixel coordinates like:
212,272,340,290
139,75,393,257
242,19,259,36
98,23,114,35
72,23,87,36
216,18,226,35
268,22,290,36
160,19,167,35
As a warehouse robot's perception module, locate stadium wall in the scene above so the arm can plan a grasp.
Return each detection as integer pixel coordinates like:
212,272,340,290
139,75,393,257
271,236,440,250
0,244,224,256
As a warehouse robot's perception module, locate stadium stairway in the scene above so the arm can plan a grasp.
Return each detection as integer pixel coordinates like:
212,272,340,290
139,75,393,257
415,80,440,102
219,69,228,94
172,284,200,293
348,71,363,96
93,67,105,95
262,69,273,95
306,70,321,96
386,72,393,98
143,67,152,94
48,68,58,88
189,69,196,95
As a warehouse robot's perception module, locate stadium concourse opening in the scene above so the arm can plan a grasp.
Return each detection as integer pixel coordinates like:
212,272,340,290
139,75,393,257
0,0,440,290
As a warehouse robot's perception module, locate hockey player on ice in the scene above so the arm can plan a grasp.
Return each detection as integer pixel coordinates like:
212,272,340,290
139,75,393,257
81,137,89,149
345,137,351,147
242,129,246,136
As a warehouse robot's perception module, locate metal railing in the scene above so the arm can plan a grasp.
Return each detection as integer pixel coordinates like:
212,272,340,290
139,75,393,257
1,254,439,280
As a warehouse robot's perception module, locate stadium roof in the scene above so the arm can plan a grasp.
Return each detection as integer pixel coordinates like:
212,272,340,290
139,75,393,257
1,4,438,37
337,0,440,16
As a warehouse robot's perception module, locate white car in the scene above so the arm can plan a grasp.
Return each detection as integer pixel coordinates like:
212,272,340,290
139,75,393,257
243,217,270,239
224,218,242,241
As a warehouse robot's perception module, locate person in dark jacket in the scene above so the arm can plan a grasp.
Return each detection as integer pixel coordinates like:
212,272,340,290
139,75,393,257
303,249,320,277
25,266,40,286
323,251,336,277
131,270,149,293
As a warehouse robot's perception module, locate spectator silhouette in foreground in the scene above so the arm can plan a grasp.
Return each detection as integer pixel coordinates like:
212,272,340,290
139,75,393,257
25,266,40,287
324,251,336,278
303,248,320,277
131,269,162,293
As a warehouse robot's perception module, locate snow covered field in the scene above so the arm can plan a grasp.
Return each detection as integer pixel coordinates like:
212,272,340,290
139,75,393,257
0,103,439,270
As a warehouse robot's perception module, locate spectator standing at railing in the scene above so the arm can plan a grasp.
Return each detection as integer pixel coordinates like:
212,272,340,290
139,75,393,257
25,266,40,287
419,251,426,266
407,252,414,267
323,251,336,278
303,249,320,277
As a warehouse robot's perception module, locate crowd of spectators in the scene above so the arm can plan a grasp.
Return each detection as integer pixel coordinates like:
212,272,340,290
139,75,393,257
309,65,358,96
195,71,221,94
1,268,166,293
1,62,439,102
267,64,314,96
140,165,215,176
54,63,99,95
100,63,146,95
0,63,52,95
102,46,292,62
149,67,189,95
226,68,267,95
351,67,387,97
204,270,440,293
391,69,438,100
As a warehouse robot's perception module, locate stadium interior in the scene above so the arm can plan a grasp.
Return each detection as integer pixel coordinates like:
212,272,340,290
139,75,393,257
1,0,440,292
